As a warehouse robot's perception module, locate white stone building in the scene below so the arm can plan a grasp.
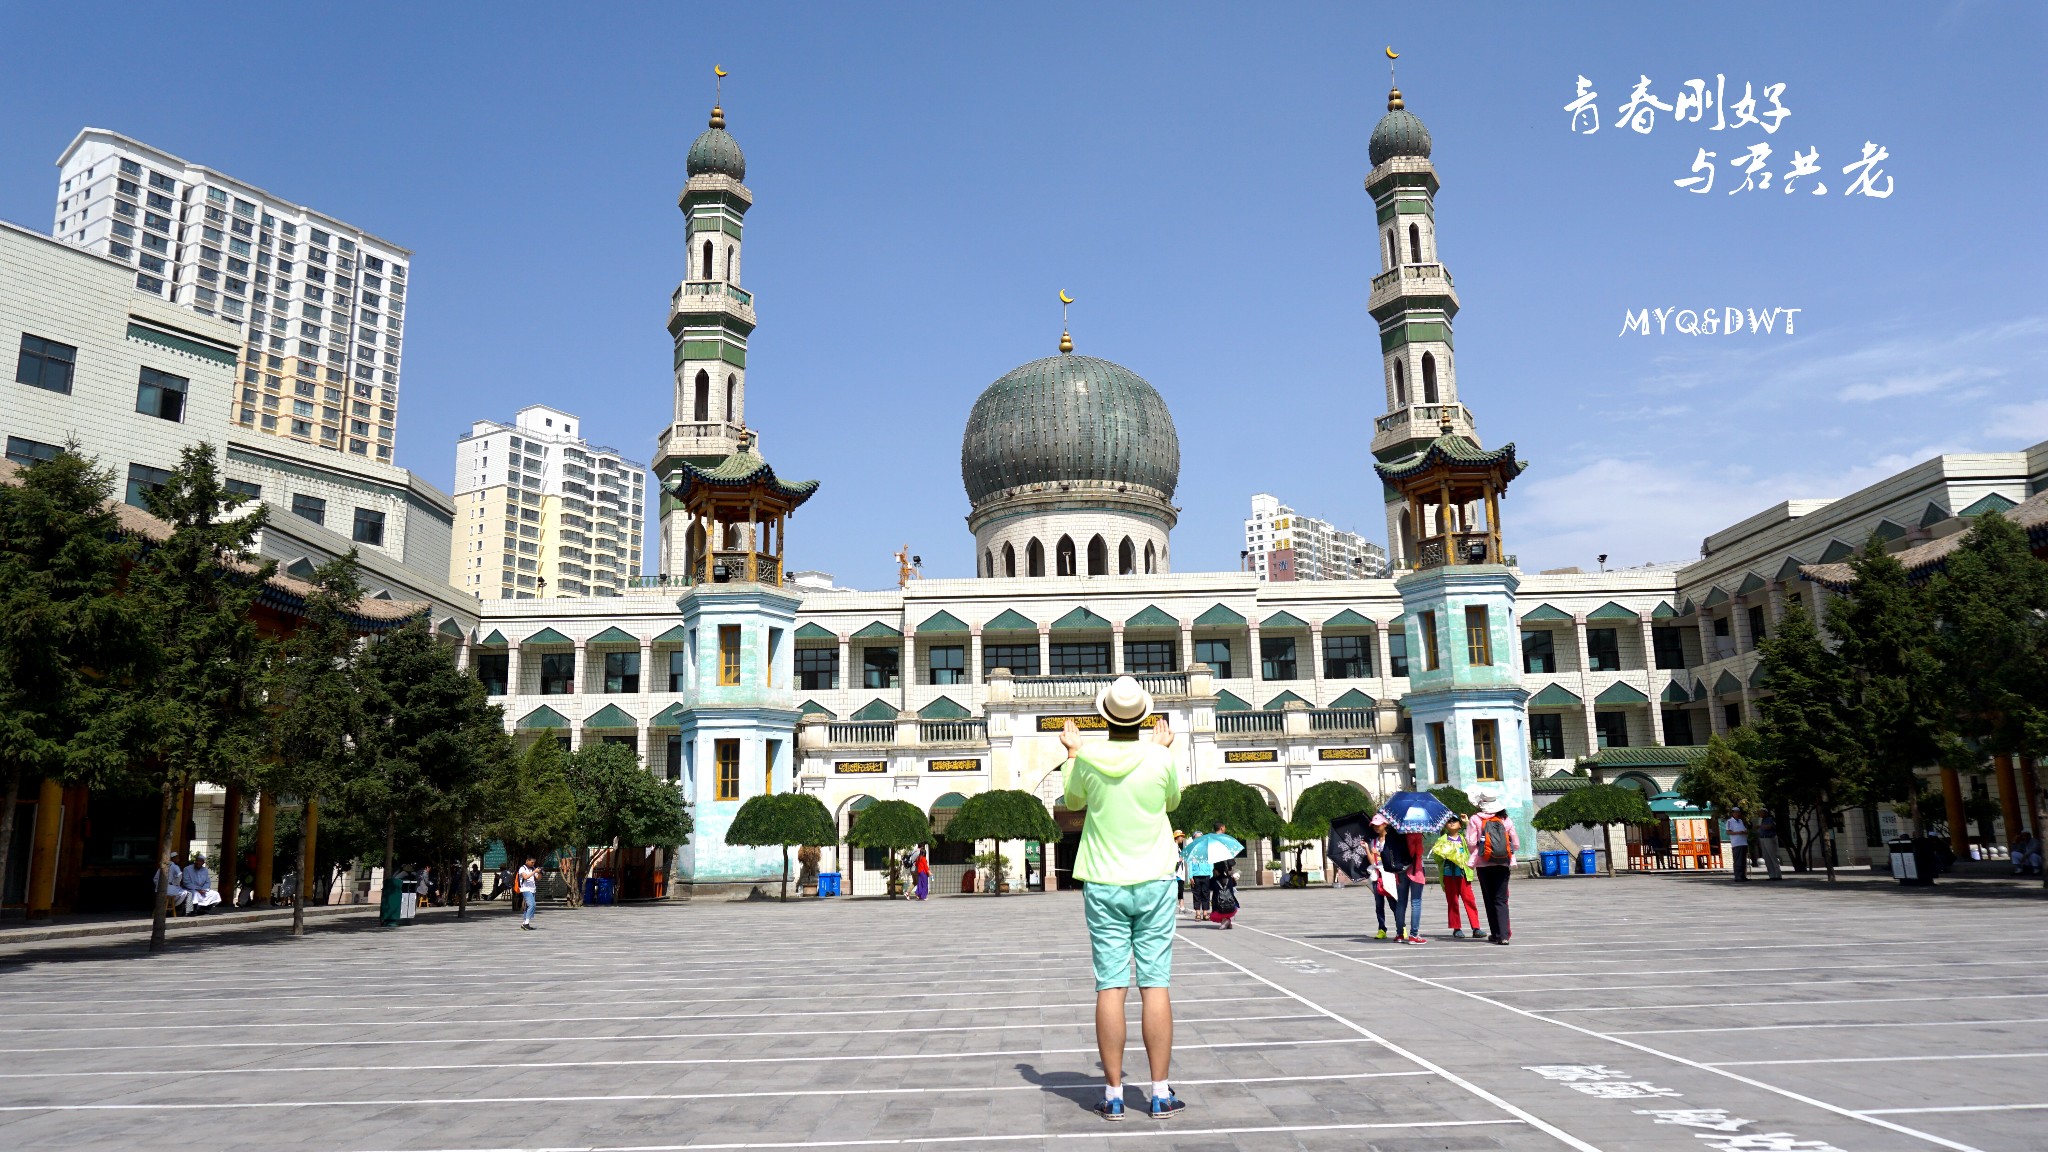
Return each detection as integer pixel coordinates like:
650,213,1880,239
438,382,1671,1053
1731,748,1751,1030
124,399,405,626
54,129,412,465
1245,492,1388,580
451,405,649,599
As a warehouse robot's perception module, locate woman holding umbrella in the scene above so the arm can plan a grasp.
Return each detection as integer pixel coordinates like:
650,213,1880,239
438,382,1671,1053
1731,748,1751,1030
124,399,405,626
1376,790,1455,945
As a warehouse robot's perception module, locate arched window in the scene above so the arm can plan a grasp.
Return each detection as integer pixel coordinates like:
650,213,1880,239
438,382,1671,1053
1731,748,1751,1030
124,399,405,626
1422,352,1439,404
726,245,735,282
693,370,710,422
984,549,994,578
1087,535,1108,576
1057,535,1077,577
1119,537,1136,575
1026,539,1045,577
701,240,713,280
1144,541,1156,574
1003,542,1017,577
1408,223,1422,264
723,522,740,550
725,374,737,423
1387,230,1399,268
1393,359,1407,407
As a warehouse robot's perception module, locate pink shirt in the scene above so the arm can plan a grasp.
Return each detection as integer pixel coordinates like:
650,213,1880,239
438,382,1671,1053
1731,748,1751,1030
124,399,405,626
1465,814,1520,860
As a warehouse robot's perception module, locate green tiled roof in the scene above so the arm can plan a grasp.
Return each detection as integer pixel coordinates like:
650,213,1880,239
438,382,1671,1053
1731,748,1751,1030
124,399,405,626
1661,680,1691,704
1818,540,1855,563
961,354,1180,505
1714,671,1742,696
1587,601,1639,622
851,699,899,721
518,705,570,730
524,627,572,646
1323,608,1375,629
1261,611,1309,630
1520,604,1572,623
1195,603,1246,627
1050,606,1113,633
919,695,971,719
1919,502,1950,528
1650,601,1680,619
916,610,970,635
1532,771,1593,794
1576,746,1709,770
1373,432,1528,485
654,624,689,643
1692,679,1709,702
438,618,467,640
1701,587,1730,608
1962,492,2018,517
1328,688,1376,709
1595,681,1649,705
479,629,508,647
663,447,819,508
852,621,902,641
588,626,638,645
1125,604,1178,629
1677,598,1695,616
1871,519,1907,543
1749,663,1770,689
651,702,689,726
1528,683,1582,708
1774,557,1805,582
795,622,836,641
1215,690,1252,712
1262,690,1309,711
584,703,636,728
799,700,836,719
983,609,1038,633
1735,573,1766,596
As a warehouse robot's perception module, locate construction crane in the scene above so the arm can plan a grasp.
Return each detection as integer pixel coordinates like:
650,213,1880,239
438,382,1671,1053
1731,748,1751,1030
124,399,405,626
895,546,923,588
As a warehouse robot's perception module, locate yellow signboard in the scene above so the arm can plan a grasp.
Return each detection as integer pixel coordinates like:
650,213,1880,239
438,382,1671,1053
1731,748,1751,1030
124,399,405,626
834,760,887,774
1036,713,1159,732
929,758,982,773
1319,747,1373,761
1224,749,1279,764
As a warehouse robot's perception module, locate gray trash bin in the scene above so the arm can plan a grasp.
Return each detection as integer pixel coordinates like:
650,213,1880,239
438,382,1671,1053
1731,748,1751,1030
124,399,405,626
1887,838,1935,886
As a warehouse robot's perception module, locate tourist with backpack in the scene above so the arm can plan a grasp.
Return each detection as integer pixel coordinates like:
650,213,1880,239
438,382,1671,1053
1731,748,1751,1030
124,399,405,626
1468,790,1518,945
1428,817,1482,939
1207,859,1240,928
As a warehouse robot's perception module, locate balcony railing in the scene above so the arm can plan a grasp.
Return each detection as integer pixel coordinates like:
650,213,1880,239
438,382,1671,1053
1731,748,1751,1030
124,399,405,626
1011,672,1188,700
920,719,986,744
1369,262,1452,293
1374,403,1474,435
1309,708,1377,733
706,552,782,586
1217,712,1284,735
673,280,754,307
1413,533,1495,570
827,721,895,745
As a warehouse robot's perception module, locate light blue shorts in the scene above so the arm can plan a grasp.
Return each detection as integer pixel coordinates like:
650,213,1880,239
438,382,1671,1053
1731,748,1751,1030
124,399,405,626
1083,879,1178,990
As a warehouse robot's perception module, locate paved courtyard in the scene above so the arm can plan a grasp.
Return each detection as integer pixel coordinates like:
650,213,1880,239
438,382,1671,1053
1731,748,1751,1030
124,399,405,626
0,874,2041,1152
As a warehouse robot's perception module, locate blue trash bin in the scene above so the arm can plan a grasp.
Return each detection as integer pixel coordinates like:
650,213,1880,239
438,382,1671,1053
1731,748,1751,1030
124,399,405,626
817,872,841,898
583,877,614,905
1579,849,1599,875
1537,851,1558,876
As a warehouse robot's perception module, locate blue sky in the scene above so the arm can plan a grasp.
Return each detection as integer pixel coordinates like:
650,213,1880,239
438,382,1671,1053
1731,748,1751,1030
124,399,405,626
4,3,2043,588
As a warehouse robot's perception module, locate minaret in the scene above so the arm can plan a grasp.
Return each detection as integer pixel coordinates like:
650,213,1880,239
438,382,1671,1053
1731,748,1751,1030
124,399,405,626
657,90,758,578
1364,81,1479,569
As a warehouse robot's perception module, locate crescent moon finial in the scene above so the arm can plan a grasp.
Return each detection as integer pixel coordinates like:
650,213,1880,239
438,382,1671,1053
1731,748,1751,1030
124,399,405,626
1060,290,1073,305
1385,46,1398,60
715,65,727,77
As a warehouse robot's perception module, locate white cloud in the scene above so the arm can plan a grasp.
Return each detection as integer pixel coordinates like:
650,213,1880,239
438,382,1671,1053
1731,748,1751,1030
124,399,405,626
1990,399,2048,444
1837,366,1998,403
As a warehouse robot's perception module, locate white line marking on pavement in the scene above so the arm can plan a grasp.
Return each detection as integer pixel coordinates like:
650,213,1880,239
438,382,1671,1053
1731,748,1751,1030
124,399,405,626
0,1012,1325,1055
1244,925,1988,1152
0,1070,1436,1112
1860,1104,2048,1115
0,1036,1379,1080
0,994,1289,1035
1175,932,1604,1152
1541,992,2048,1014
347,1118,1521,1152
1427,959,2039,982
1710,1052,2048,1068
1609,1017,2048,1037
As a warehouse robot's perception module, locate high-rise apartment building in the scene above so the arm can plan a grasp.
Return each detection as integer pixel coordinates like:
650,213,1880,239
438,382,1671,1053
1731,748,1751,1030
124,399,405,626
1243,492,1388,581
452,406,647,599
53,129,411,464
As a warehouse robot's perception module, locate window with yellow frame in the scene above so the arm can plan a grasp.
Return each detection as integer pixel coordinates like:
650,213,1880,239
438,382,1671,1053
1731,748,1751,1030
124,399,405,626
718,624,741,686
715,738,740,800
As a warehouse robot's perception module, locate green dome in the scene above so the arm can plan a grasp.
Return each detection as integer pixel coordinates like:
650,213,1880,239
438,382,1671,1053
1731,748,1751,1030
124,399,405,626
686,108,746,181
1369,89,1432,167
961,353,1180,505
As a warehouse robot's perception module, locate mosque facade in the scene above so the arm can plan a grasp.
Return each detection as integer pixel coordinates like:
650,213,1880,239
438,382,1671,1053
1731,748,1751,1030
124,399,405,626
465,89,2048,896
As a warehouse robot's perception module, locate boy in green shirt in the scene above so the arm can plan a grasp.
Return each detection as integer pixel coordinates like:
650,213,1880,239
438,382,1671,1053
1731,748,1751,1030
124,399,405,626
1061,676,1184,1121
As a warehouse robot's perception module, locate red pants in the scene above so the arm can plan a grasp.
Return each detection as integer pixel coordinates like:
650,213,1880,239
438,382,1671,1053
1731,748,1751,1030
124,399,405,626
1442,875,1480,930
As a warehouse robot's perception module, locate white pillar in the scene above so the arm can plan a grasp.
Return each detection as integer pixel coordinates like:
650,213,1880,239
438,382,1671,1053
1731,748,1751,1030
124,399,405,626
639,640,653,695
902,631,917,710
969,629,984,687
573,639,588,697
638,722,653,771
1038,627,1051,679
455,639,470,674
838,633,852,693
1309,624,1326,703
1574,615,1596,756
508,645,523,697
1246,624,1262,691
1111,625,1125,674
1179,622,1195,673
1640,617,1665,747
1375,618,1394,702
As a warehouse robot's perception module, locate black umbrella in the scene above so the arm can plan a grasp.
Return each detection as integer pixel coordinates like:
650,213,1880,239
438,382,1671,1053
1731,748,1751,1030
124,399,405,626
1327,811,1377,882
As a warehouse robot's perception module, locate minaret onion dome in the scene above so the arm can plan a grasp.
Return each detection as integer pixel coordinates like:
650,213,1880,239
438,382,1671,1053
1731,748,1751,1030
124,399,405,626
687,104,747,181
1368,87,1433,167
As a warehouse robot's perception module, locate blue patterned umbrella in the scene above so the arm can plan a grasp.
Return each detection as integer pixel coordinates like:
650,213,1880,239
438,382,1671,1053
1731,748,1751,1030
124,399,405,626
1379,790,1453,834
1185,832,1245,866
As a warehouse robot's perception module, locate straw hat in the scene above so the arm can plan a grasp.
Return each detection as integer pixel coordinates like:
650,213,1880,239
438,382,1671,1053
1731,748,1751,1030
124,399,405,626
1094,675,1154,725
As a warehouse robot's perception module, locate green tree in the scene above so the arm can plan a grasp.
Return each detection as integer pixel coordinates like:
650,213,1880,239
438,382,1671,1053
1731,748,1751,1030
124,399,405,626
1532,783,1657,870
1826,539,1947,832
1753,602,1860,879
356,618,505,919
1282,780,1376,879
125,446,275,950
1171,779,1282,838
0,451,143,898
268,553,370,937
844,799,930,897
1677,731,1764,817
487,731,578,877
942,789,1057,895
726,792,835,900
1926,512,2048,828
1429,785,1478,817
568,741,692,905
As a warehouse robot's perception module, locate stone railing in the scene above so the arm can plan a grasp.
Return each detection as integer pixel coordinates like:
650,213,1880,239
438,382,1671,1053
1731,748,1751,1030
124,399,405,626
1217,711,1284,735
1374,403,1474,435
919,719,986,744
1309,708,1377,733
1368,263,1451,293
673,280,754,307
1010,672,1188,700
826,721,896,745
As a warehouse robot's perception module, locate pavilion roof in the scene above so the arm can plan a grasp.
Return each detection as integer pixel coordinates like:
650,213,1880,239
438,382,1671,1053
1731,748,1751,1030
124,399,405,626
1373,430,1528,487
663,446,819,508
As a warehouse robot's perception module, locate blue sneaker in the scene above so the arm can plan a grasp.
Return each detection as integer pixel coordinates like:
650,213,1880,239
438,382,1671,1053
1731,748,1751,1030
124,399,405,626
1095,1096,1125,1122
1149,1093,1187,1119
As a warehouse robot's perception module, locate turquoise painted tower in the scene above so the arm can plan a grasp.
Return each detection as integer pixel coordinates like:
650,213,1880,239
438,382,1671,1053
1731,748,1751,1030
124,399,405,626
1377,414,1536,848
